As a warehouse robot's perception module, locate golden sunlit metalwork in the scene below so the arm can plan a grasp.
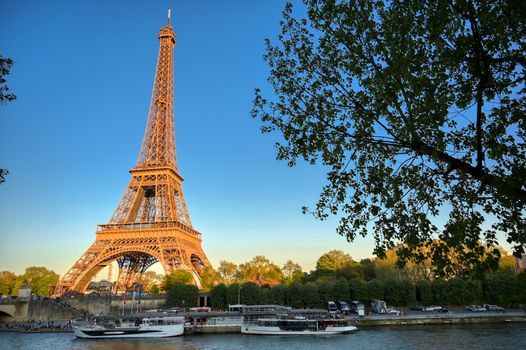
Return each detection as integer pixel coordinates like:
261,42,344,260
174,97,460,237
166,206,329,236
54,12,210,296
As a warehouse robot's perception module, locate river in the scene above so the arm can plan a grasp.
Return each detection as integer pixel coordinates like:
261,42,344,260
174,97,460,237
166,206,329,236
1,323,526,350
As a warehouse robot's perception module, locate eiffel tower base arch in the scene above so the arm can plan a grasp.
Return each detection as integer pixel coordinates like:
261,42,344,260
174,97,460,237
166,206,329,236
53,224,209,296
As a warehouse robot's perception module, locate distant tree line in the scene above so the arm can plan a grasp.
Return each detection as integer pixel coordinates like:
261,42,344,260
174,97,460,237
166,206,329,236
204,273,526,310
161,249,525,309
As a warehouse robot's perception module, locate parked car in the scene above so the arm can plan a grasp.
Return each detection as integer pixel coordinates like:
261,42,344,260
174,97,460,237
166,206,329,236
423,305,442,312
386,307,400,315
483,304,504,312
466,305,486,312
410,305,424,311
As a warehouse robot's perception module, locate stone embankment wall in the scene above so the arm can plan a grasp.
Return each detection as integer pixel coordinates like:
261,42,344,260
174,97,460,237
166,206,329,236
61,295,166,317
27,300,79,321
64,296,113,316
0,295,167,323
356,314,526,327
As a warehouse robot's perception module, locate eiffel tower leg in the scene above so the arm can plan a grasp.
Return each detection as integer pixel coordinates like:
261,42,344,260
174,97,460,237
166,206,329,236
157,237,210,288
188,246,211,288
54,240,112,296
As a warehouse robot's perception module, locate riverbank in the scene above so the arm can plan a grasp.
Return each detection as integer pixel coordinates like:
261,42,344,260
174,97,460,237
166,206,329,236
0,320,72,333
354,311,526,327
0,327,71,333
2,311,525,334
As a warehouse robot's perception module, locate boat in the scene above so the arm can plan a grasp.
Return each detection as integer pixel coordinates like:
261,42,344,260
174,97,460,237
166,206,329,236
241,315,357,335
73,314,185,338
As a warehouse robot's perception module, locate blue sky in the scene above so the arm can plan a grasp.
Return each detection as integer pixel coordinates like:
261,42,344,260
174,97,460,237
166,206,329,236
0,0,379,276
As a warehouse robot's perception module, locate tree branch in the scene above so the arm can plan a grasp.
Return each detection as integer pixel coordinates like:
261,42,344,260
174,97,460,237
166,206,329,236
410,140,526,203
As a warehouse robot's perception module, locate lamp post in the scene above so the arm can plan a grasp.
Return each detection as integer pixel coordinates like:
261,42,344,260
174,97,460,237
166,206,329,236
237,285,242,305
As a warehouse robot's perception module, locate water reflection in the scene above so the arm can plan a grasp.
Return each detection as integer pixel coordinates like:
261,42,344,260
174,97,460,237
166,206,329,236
1,324,526,350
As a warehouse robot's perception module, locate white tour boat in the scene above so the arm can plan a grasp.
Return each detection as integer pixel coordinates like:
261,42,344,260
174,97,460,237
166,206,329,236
241,315,357,335
73,314,184,339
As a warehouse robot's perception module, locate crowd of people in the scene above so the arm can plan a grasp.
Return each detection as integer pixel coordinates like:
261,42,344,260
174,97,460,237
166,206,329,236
0,319,74,332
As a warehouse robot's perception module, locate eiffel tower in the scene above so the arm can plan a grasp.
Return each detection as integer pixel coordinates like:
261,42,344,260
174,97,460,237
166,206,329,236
54,11,210,296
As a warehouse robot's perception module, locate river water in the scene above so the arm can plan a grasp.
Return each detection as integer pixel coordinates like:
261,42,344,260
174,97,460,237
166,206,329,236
1,323,526,350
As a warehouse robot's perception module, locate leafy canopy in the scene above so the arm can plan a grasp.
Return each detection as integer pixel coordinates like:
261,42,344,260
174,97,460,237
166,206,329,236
253,0,526,277
0,55,16,185
315,249,353,272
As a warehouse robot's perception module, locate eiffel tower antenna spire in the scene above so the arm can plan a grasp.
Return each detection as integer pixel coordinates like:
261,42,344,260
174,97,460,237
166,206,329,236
53,13,210,296
168,8,171,25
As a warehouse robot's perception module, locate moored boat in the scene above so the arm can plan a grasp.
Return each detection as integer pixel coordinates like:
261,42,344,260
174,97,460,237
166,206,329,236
241,315,357,335
73,314,184,339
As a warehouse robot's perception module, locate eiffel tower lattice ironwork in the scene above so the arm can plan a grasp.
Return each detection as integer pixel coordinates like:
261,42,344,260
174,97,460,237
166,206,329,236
54,11,210,296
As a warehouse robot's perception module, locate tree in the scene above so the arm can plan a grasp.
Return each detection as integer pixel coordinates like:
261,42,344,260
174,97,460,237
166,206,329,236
0,169,8,186
238,256,283,286
383,278,414,306
498,255,516,272
210,284,228,310
349,278,367,301
515,272,526,305
447,278,471,305
226,283,242,305
333,278,350,301
316,250,352,272
240,282,262,305
200,266,222,292
375,249,405,280
415,280,433,305
0,55,16,103
317,281,333,304
0,271,17,296
166,284,199,308
217,260,238,285
267,284,288,305
162,270,193,292
366,280,385,302
287,282,304,308
282,260,304,284
254,0,526,277
1,55,16,185
303,283,320,307
360,259,376,281
136,271,163,293
21,266,59,296
314,250,362,280
483,273,517,306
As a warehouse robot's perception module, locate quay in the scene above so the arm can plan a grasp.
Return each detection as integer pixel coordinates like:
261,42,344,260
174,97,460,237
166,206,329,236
1,301,525,334
353,311,526,327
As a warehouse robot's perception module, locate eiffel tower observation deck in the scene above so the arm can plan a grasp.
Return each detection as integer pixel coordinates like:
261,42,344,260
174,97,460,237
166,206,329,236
54,10,210,296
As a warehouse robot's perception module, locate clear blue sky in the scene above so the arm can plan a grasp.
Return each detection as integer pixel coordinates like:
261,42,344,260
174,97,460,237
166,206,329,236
3,1,508,277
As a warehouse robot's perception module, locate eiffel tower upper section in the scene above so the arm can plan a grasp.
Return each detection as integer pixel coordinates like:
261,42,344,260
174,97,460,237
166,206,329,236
104,10,193,227
136,14,177,171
